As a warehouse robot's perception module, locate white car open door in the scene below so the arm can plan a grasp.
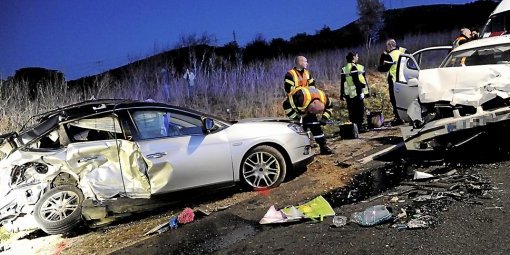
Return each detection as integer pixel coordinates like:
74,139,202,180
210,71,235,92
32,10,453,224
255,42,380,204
394,46,452,122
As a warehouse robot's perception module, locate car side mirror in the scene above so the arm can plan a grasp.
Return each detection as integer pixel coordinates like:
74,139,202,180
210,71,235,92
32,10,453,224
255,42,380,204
408,78,419,87
203,117,215,133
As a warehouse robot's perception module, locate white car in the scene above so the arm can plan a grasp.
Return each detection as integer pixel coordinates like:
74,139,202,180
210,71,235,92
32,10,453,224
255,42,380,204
0,99,313,234
394,35,510,151
482,0,510,38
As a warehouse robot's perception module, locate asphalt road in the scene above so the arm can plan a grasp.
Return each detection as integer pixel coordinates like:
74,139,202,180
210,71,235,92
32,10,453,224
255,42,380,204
113,147,510,255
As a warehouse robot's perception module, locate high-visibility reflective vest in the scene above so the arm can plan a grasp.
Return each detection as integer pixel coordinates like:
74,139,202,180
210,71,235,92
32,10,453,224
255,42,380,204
287,69,313,88
289,87,327,112
453,36,468,48
342,63,368,99
388,47,406,81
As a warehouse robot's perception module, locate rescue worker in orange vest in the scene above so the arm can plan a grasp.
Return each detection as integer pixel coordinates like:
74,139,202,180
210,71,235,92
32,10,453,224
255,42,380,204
341,52,369,132
381,39,406,126
453,28,473,49
283,86,334,155
284,56,316,94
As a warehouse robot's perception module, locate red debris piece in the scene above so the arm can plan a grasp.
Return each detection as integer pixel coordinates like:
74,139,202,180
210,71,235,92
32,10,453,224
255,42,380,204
177,207,195,224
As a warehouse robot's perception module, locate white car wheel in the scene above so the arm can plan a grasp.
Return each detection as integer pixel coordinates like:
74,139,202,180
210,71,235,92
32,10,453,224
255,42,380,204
241,145,286,190
34,185,84,234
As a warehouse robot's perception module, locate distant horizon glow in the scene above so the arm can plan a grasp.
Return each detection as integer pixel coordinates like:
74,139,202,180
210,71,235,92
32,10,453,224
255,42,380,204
0,0,474,80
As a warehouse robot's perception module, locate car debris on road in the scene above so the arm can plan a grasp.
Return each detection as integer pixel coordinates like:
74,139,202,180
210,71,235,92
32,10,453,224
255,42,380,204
350,205,393,227
259,196,335,224
143,207,196,236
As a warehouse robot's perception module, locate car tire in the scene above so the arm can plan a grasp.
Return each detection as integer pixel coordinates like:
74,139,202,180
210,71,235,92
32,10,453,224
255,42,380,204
34,185,84,235
240,145,286,190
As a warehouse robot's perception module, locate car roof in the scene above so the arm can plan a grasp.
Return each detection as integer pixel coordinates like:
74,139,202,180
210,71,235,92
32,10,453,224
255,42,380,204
491,0,510,16
453,34,510,52
36,99,211,122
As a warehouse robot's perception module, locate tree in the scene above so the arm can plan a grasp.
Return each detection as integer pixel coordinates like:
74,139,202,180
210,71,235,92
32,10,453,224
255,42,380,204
174,32,217,48
356,0,385,62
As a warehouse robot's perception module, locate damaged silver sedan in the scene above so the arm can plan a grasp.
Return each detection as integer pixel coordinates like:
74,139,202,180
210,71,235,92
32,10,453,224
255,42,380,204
0,100,313,234
394,35,510,151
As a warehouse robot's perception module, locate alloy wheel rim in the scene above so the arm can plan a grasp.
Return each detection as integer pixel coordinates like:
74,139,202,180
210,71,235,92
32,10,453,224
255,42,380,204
242,151,281,188
40,191,80,222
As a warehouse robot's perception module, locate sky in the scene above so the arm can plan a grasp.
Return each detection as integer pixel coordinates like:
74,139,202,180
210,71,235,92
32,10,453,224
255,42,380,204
0,0,474,80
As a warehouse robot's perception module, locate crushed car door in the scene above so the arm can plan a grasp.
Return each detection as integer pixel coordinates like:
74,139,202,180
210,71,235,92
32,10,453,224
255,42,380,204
395,46,452,121
129,109,233,194
63,114,151,200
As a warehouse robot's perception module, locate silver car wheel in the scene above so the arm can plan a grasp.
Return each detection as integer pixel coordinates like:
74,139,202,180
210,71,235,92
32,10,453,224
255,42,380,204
39,190,80,222
243,151,281,188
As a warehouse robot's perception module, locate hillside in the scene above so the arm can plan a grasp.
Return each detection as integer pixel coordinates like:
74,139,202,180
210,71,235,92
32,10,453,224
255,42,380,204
68,1,498,87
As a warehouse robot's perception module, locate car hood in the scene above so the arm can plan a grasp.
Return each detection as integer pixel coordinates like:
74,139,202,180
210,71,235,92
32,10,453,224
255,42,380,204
418,65,510,107
236,117,293,123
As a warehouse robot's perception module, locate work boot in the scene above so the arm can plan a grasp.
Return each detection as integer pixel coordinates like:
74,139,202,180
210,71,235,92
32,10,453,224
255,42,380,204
319,145,334,155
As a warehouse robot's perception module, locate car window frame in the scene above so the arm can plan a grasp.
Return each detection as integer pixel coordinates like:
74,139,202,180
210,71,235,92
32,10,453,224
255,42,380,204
59,111,126,143
126,107,207,141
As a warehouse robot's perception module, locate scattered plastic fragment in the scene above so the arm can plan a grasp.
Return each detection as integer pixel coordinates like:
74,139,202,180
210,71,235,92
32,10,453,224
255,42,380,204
390,196,399,203
157,225,170,234
396,208,407,219
144,222,170,236
196,209,211,216
412,193,445,202
169,216,179,229
414,171,434,180
392,223,408,230
216,204,232,211
259,205,290,224
407,219,428,229
144,208,196,235
350,205,393,227
281,206,306,221
331,216,348,227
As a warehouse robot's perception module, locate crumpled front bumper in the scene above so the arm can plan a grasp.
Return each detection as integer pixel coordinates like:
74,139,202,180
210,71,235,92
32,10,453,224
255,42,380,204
0,182,47,232
401,106,510,151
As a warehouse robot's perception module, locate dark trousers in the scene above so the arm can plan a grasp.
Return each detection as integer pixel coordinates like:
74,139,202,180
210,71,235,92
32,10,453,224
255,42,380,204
346,96,365,129
387,77,401,120
302,114,326,147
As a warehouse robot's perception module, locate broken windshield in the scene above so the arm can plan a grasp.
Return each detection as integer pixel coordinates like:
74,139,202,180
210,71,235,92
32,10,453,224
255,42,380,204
442,43,510,67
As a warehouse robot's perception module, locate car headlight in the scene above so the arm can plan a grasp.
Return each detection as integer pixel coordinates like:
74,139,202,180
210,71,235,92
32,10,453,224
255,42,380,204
288,123,306,134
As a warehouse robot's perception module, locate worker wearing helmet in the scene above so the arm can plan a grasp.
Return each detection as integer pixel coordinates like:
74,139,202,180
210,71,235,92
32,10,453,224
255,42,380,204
283,86,334,155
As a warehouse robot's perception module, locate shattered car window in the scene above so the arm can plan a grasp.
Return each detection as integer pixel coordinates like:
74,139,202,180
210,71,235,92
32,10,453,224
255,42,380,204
66,116,124,142
417,49,451,69
131,110,203,140
443,44,510,67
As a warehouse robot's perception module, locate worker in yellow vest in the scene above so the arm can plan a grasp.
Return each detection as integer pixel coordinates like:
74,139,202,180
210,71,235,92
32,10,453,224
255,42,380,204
341,52,369,132
284,56,316,94
283,86,334,155
453,28,473,49
383,39,406,126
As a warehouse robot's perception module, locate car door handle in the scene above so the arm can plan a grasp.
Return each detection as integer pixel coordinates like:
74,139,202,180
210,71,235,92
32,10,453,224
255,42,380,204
78,156,99,163
146,152,167,159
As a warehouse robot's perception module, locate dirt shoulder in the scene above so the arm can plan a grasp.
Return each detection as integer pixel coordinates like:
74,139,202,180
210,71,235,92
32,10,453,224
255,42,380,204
1,128,400,255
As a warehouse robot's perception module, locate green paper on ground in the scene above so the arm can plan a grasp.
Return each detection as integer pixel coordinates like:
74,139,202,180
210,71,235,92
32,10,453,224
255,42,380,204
282,195,335,221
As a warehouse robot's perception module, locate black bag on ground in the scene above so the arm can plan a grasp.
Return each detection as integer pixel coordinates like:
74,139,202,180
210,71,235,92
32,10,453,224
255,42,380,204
339,123,359,139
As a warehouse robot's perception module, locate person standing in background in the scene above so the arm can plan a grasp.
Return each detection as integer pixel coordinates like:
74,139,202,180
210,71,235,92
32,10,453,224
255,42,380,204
341,52,369,132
